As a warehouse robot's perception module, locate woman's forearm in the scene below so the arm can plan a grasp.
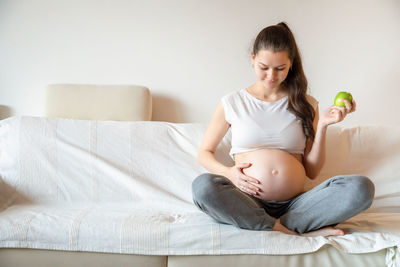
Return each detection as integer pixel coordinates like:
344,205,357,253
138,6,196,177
197,150,231,177
304,123,328,179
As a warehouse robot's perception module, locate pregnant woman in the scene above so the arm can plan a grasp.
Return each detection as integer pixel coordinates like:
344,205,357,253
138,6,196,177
192,22,375,236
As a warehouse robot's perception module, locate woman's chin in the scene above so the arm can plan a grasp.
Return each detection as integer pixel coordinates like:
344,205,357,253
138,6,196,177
263,81,279,89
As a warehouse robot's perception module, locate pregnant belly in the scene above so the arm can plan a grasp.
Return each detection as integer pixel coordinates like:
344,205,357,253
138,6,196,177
234,149,306,201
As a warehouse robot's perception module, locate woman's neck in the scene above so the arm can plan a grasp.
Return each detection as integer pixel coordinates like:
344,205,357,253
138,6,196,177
248,82,288,102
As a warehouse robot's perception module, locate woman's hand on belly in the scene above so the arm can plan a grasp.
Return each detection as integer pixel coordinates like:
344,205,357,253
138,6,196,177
226,163,262,196
235,149,307,201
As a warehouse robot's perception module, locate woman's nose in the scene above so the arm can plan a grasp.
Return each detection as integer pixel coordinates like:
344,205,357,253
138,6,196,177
266,70,277,80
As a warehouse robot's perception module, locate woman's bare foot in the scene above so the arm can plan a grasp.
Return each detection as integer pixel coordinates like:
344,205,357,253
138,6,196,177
272,219,299,235
301,226,345,237
272,219,345,237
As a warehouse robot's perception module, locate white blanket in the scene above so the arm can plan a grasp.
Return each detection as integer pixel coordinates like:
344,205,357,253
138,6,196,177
0,116,399,265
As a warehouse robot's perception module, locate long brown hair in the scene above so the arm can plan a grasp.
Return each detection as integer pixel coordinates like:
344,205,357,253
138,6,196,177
252,22,315,141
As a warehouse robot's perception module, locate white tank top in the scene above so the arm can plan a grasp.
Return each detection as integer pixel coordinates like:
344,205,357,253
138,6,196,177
221,88,318,159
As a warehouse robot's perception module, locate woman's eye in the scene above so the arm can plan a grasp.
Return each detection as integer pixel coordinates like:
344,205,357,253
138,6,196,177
261,68,285,71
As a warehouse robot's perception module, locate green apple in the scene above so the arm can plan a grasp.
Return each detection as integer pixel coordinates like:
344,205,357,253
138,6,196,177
334,91,353,107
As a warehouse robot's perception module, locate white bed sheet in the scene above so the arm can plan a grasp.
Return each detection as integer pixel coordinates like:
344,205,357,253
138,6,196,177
0,116,399,266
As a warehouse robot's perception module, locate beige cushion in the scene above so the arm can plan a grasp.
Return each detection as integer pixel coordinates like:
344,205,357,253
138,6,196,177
0,248,166,267
44,84,152,121
168,247,387,267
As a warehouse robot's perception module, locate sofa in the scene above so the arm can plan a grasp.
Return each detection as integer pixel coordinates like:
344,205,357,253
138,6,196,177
0,84,399,267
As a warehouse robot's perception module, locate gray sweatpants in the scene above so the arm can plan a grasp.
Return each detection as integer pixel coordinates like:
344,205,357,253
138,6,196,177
192,173,375,234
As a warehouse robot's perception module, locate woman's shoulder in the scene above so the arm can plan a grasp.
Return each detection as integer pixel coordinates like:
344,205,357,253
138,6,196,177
221,89,245,103
306,94,319,110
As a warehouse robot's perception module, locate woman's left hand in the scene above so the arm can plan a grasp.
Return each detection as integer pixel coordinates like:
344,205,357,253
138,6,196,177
319,99,356,128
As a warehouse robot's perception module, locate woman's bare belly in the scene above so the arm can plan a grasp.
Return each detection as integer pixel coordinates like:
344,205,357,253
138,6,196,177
234,148,306,201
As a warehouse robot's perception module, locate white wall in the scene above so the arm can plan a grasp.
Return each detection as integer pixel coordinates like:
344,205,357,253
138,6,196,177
1,0,399,127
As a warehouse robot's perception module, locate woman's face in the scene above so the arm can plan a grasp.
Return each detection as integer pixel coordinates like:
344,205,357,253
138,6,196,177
251,49,292,90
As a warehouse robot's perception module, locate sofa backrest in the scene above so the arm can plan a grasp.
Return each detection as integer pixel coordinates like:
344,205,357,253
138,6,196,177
1,116,399,213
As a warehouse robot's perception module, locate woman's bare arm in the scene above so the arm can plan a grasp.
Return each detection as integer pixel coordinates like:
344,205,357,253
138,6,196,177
197,101,231,176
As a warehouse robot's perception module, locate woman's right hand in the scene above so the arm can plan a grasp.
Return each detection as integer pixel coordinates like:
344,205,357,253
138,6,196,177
227,163,262,196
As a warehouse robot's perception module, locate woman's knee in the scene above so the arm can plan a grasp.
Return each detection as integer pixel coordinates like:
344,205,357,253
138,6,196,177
347,175,375,209
191,173,230,204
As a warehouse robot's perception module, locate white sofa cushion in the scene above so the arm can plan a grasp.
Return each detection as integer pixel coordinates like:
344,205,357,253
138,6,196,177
0,116,399,261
